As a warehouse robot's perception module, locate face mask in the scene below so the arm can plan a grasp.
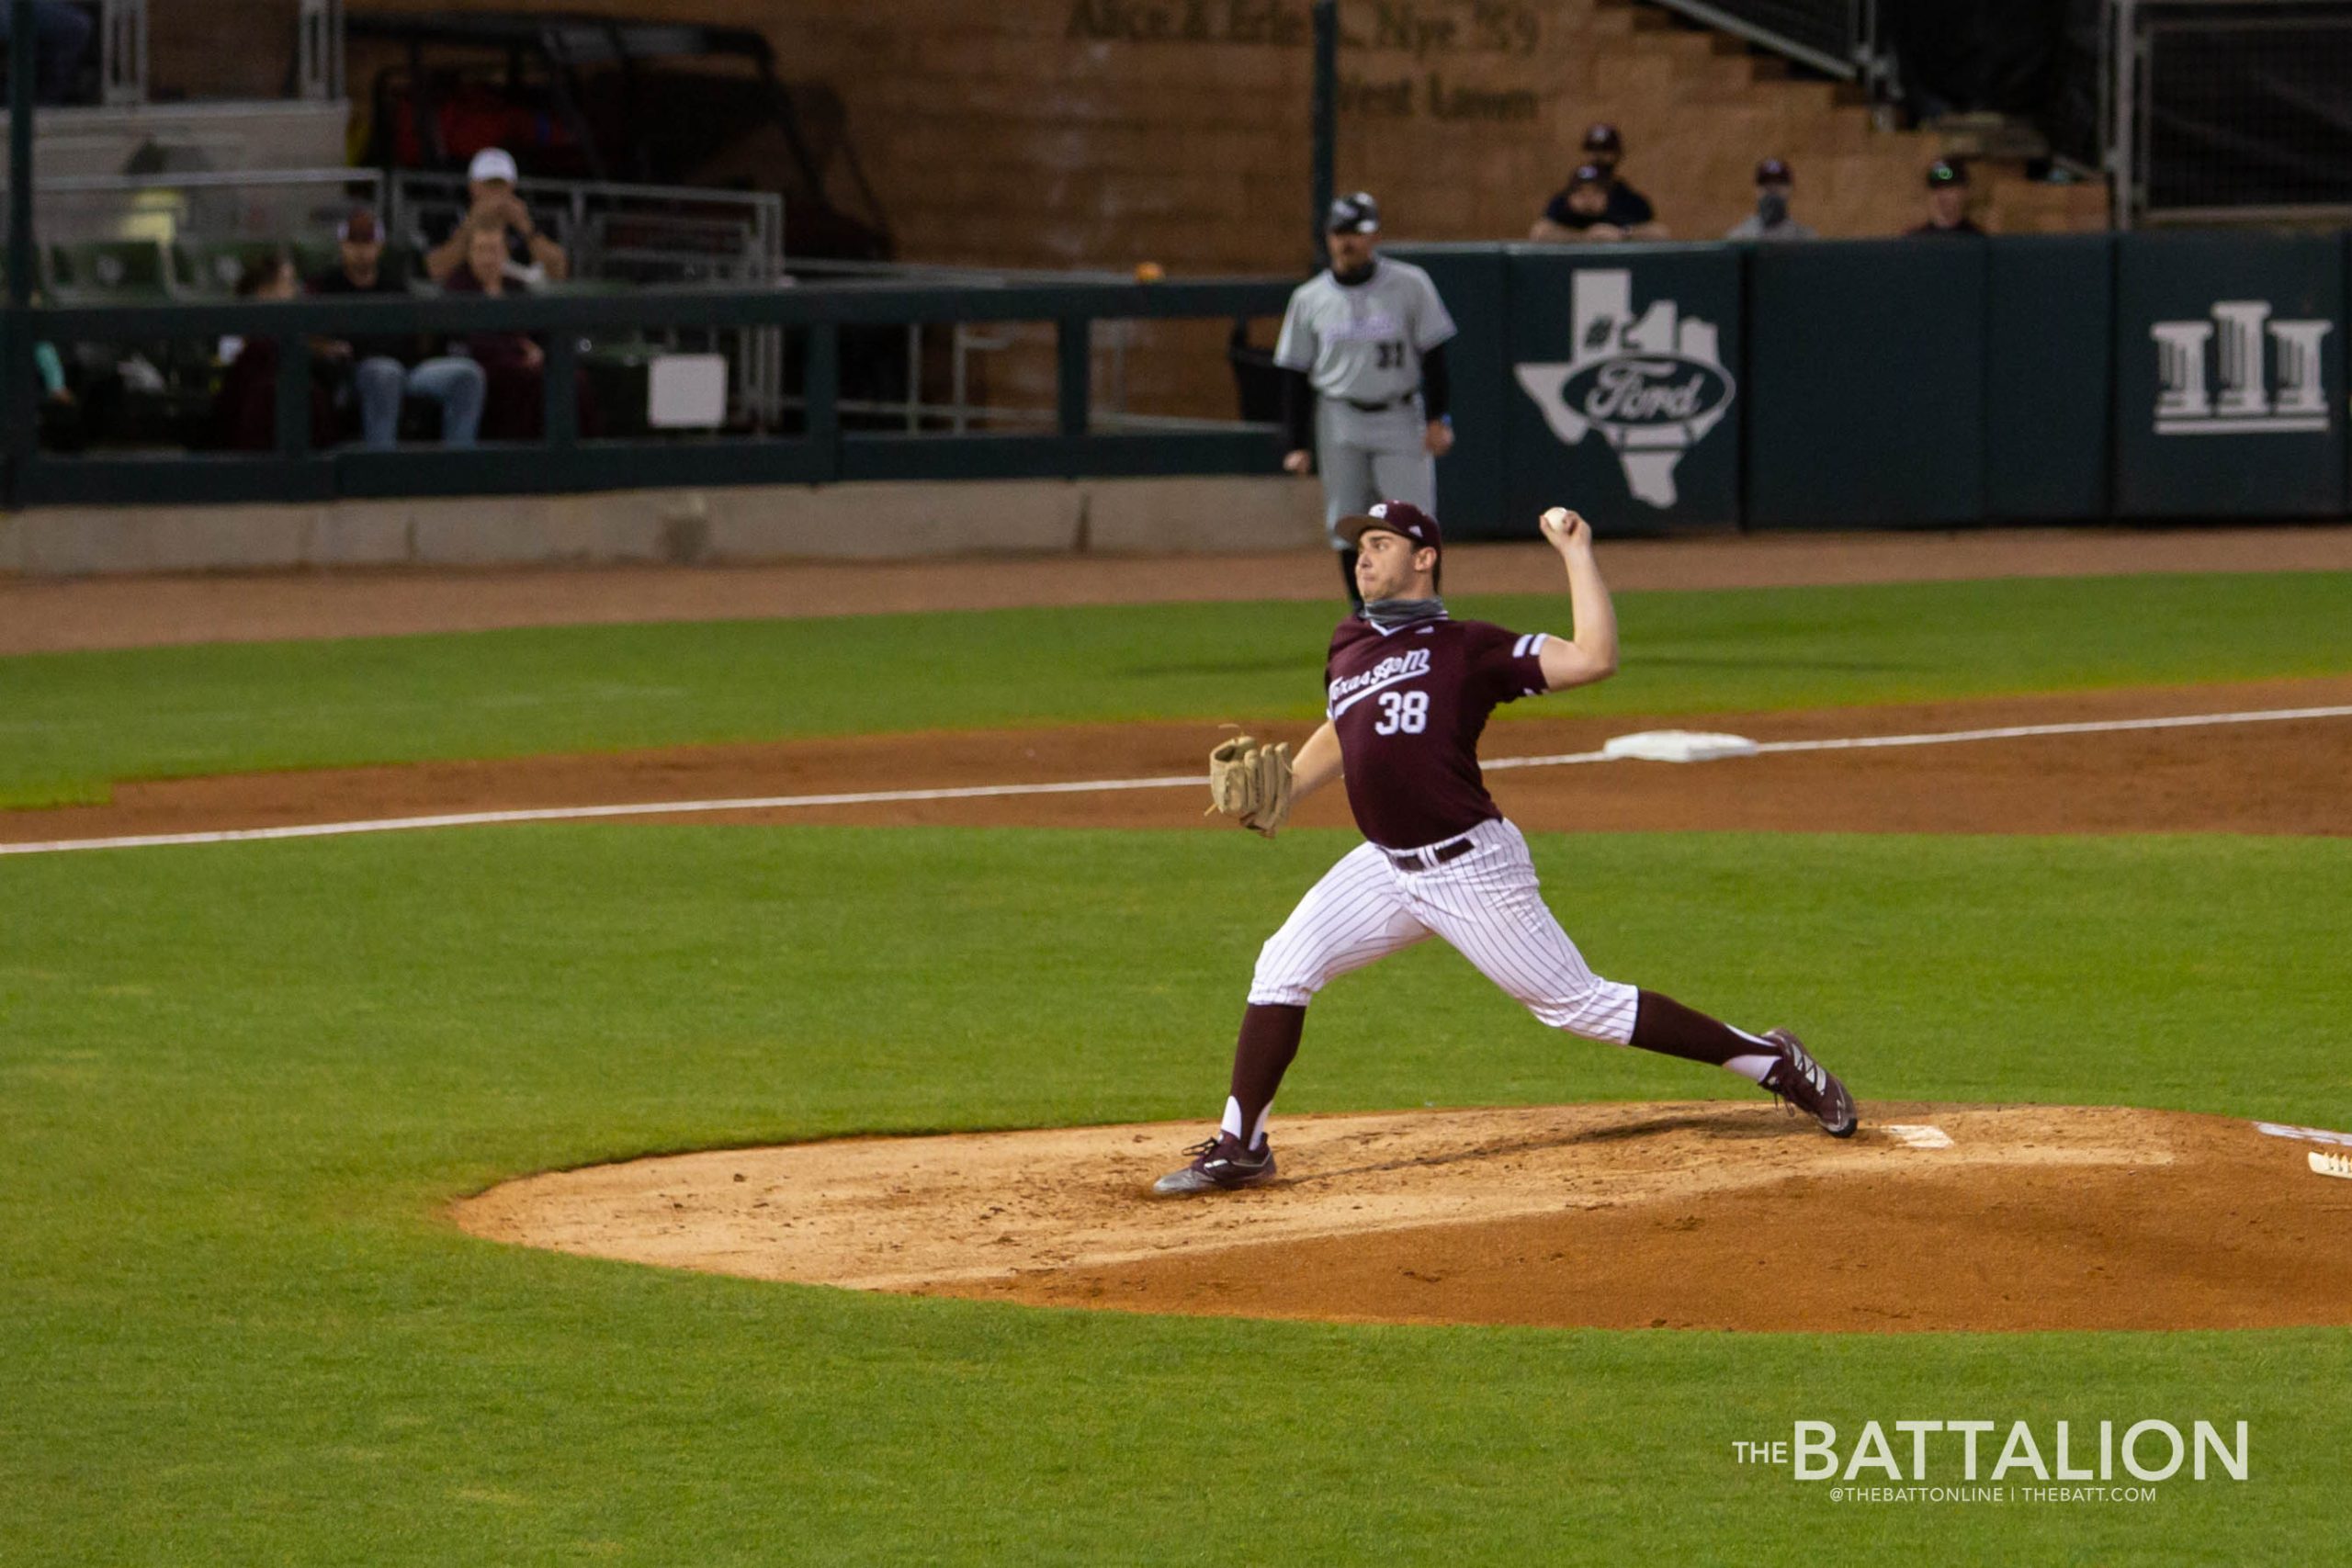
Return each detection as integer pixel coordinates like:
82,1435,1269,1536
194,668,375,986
1758,189,1790,228
1363,596,1445,631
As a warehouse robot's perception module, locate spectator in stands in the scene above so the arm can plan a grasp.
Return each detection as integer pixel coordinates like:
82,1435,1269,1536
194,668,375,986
1726,158,1815,240
443,220,542,440
1532,123,1665,242
1531,164,1634,243
210,253,334,452
424,148,569,287
0,2,93,106
443,220,594,441
310,207,485,449
1909,159,1985,236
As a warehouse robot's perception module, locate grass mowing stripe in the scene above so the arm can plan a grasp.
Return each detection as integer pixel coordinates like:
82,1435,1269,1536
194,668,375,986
3,825,2347,1563
1,570,2347,807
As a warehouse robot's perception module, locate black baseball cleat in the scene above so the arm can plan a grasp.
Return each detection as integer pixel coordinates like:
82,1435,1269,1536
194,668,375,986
1759,1028,1858,1138
1151,1134,1277,1195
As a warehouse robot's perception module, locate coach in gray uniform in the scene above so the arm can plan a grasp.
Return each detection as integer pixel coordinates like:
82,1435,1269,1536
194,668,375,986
1276,193,1458,603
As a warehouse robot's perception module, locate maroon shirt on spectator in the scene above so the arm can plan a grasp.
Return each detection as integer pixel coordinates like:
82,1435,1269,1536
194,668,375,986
440,264,598,440
441,264,536,372
209,338,336,452
1323,612,1551,851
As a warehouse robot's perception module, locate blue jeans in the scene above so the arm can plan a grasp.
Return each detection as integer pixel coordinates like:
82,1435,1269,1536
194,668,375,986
355,355,486,447
0,3,93,105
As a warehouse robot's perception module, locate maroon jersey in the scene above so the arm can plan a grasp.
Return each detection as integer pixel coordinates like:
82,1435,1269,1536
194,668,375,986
1324,613,1552,850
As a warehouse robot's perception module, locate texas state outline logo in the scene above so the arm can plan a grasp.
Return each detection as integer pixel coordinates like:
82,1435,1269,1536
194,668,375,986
1514,268,1736,508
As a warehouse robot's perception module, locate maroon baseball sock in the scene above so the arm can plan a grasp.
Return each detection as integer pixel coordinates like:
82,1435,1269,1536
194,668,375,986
1220,1002,1306,1149
1629,990,1777,1083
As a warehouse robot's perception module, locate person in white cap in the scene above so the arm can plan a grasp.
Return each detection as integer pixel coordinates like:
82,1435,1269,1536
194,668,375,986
423,147,569,286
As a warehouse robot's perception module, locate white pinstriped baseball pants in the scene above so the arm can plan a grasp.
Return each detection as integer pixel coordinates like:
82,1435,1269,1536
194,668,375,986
1247,817,1641,1043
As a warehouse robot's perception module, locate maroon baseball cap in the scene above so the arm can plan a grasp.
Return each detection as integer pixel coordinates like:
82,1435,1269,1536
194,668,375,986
338,207,381,243
1582,122,1623,154
1336,500,1442,553
1755,157,1793,186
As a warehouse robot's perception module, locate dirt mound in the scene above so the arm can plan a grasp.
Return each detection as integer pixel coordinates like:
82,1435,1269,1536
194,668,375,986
453,1102,2352,1333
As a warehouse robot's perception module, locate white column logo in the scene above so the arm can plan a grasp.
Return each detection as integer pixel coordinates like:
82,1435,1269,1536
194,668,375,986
2152,300,2333,435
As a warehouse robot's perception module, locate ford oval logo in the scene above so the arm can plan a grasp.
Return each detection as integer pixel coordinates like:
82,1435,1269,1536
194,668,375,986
1561,355,1736,429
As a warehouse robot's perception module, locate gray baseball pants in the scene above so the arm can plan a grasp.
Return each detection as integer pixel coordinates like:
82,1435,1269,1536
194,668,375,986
1316,400,1435,547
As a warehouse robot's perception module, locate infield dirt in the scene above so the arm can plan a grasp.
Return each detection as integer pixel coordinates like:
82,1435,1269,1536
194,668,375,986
6,676,2351,843
453,1102,2352,1334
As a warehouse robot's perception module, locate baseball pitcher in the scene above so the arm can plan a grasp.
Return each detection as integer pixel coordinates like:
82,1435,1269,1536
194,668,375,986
1165,500,1858,1194
1277,193,1457,604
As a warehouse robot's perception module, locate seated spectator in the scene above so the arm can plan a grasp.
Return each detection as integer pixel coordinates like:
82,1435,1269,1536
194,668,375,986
309,206,485,448
1909,159,1985,236
423,148,569,287
442,220,595,441
0,2,93,107
1530,164,1633,243
210,253,334,452
1726,158,1816,241
1532,123,1665,242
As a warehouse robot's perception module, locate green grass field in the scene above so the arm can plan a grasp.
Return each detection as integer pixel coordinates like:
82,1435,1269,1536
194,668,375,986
5,570,2349,1564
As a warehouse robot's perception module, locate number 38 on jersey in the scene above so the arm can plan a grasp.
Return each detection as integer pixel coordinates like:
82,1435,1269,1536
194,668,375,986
1373,690,1430,735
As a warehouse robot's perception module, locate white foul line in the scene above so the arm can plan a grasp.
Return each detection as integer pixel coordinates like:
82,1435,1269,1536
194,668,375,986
3,702,2347,858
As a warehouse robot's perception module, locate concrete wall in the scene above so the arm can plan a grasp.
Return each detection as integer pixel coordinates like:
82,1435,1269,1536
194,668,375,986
0,474,1327,577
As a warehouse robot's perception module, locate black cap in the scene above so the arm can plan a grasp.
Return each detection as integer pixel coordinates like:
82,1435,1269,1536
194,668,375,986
1568,163,1609,190
1755,157,1792,186
1327,192,1380,234
1927,158,1969,187
1336,499,1442,553
1582,122,1623,154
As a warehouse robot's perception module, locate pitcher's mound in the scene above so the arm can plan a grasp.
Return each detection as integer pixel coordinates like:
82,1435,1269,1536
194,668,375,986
453,1102,2352,1332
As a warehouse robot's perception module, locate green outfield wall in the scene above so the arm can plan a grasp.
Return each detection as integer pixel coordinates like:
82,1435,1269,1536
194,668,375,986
1393,231,2351,539
5,233,2349,548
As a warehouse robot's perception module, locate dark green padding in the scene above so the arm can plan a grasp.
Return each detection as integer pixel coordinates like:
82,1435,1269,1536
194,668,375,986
1747,239,1988,528
1985,234,2114,521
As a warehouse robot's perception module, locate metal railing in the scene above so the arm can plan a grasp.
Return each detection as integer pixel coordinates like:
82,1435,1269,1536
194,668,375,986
0,276,1294,509
386,169,787,420
297,0,345,103
783,256,1148,436
1638,0,1883,83
0,166,381,251
3,0,342,108
384,171,784,285
98,0,145,106
2109,0,2352,227
0,170,1148,440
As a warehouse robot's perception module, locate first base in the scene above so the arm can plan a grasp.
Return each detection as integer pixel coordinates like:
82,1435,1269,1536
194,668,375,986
1600,729,1761,763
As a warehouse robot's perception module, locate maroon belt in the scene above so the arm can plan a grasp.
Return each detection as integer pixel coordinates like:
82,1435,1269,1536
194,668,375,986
1387,836,1473,873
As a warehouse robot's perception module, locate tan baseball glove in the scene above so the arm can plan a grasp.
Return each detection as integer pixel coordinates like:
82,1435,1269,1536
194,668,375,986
1205,736,1294,839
